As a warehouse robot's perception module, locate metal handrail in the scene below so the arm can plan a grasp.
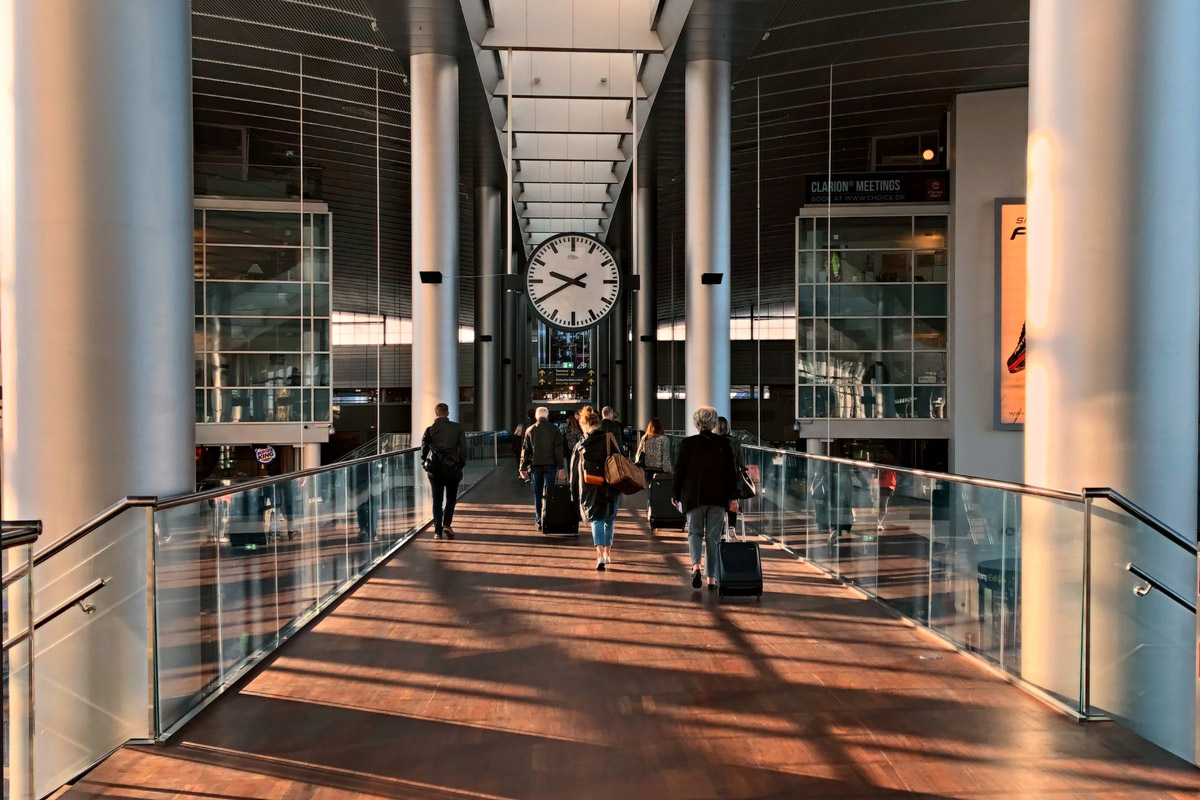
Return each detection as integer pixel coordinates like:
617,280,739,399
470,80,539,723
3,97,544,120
1083,487,1197,556
2,577,110,651
2,521,42,550
737,441,1082,502
1126,563,1197,614
32,497,157,566
156,443,422,509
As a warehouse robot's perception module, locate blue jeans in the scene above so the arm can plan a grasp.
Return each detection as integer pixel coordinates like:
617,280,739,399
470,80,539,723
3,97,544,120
687,505,725,577
590,514,616,547
530,465,557,524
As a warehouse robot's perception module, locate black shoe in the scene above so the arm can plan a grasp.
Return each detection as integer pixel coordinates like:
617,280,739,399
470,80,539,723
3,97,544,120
434,532,443,540
536,520,543,531
597,559,606,571
443,526,456,540
691,569,702,589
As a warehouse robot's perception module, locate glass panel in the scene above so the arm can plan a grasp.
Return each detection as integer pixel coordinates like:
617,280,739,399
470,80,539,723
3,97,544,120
825,284,912,317
830,216,912,249
206,388,309,422
304,213,329,247
913,317,947,349
913,386,948,419
913,283,947,316
304,318,331,351
826,250,912,284
208,352,305,387
796,285,815,316
308,282,330,316
827,318,913,351
194,282,205,315
914,352,948,385
210,317,305,352
203,246,304,282
802,217,827,250
798,251,818,283
154,503,221,730
274,478,318,634
872,472,935,621
913,250,948,282
313,389,332,422
205,210,302,246
1088,501,1196,726
218,484,279,675
206,281,305,316
304,248,330,282
914,215,949,249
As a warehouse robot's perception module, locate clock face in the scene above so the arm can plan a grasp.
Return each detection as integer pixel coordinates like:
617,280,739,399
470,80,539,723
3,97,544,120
525,233,621,331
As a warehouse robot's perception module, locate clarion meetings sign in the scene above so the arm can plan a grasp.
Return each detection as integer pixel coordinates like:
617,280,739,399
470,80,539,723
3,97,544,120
804,171,950,205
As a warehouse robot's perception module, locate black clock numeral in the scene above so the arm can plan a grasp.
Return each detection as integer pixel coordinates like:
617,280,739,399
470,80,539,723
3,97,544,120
550,309,558,321
571,239,576,252
601,296,612,307
589,309,597,321
588,242,597,254
571,311,577,326
549,243,559,254
602,279,618,285
529,278,544,284
533,258,545,266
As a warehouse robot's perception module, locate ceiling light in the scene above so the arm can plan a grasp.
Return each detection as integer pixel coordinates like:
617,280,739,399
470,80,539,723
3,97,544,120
922,148,936,161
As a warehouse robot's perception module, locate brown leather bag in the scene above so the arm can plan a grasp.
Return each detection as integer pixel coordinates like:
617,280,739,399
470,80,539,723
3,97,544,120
604,433,645,495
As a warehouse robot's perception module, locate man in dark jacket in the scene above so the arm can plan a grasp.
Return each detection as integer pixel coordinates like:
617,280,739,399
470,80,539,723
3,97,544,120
520,406,564,530
673,405,737,588
599,406,626,455
421,403,468,540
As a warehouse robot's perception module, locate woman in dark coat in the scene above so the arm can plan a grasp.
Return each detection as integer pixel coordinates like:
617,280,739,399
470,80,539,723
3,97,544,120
570,406,618,570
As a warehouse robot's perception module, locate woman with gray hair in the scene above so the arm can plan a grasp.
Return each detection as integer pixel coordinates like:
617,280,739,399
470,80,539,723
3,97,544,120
671,405,738,588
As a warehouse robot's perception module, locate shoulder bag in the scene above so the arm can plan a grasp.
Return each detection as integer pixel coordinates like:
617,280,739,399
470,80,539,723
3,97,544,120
605,433,645,495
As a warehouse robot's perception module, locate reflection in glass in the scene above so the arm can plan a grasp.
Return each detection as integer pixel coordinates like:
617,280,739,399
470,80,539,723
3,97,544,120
204,246,304,282
830,216,912,249
205,211,301,246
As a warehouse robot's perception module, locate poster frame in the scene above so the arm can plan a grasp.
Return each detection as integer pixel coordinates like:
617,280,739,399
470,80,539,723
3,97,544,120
993,197,1026,431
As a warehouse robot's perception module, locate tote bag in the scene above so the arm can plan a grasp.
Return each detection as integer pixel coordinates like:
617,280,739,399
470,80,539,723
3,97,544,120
605,433,645,495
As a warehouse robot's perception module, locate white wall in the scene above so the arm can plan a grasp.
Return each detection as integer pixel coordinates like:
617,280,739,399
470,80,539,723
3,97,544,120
949,88,1027,483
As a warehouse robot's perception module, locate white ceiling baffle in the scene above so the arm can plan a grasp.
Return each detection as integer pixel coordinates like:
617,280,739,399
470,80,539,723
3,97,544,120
459,0,693,255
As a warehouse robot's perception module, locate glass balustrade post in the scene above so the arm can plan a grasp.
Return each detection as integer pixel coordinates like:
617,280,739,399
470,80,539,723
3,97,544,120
1080,495,1093,717
145,507,160,739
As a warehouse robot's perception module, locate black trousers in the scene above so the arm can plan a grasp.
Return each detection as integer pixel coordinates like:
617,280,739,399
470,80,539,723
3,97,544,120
430,475,461,533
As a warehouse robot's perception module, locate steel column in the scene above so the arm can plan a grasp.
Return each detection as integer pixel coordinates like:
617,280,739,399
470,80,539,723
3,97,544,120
634,184,658,430
474,186,502,430
410,52,460,428
684,58,732,419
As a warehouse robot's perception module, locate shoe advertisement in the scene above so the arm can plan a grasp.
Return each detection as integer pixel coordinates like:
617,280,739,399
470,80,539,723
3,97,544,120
995,200,1026,429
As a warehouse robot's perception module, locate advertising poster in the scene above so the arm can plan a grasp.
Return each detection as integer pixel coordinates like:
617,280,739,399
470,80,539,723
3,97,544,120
995,200,1026,429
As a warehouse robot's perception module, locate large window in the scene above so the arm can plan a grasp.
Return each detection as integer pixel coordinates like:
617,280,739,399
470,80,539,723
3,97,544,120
195,205,333,424
796,214,948,420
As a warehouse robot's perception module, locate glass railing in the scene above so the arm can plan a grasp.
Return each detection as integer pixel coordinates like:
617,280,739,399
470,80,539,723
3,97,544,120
666,435,1198,746
151,432,500,736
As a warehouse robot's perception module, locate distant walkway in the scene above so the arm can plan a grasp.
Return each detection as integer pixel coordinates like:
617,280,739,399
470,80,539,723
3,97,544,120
66,468,1200,799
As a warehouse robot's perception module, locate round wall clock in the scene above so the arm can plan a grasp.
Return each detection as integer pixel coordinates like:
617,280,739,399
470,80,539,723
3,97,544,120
524,233,621,331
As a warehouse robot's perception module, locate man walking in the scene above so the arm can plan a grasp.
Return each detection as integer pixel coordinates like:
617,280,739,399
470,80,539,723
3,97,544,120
520,406,564,530
421,402,468,540
599,406,626,455
673,405,738,589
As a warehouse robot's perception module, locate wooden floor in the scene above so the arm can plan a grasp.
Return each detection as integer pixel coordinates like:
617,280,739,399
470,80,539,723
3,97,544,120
66,467,1200,800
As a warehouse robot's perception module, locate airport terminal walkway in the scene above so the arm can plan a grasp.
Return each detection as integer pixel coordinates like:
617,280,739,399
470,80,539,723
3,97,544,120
64,468,1200,800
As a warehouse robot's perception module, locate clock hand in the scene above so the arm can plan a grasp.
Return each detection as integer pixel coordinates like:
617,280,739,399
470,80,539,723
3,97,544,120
533,272,587,304
548,271,587,289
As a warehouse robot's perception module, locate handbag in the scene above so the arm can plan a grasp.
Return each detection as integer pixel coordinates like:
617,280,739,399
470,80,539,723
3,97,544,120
604,433,645,495
735,467,757,500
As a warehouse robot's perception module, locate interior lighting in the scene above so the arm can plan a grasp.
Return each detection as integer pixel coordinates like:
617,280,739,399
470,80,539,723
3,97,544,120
921,148,935,161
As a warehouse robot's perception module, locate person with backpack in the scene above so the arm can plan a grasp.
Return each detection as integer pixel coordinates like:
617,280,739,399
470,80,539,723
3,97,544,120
520,406,565,530
570,406,618,570
420,402,467,540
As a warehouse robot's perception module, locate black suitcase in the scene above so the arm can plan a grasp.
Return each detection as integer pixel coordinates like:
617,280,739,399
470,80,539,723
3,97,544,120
717,540,763,597
648,474,686,530
542,484,580,535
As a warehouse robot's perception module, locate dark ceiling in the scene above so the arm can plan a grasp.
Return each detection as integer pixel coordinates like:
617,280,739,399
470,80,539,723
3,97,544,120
190,0,1030,329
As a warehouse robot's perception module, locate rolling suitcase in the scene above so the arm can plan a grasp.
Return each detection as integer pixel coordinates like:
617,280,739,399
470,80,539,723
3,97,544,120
717,540,763,597
648,474,686,530
542,484,580,535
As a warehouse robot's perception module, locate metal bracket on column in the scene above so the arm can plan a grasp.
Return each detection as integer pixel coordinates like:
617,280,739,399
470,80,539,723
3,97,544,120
626,275,641,292
502,274,523,293
418,271,443,284
479,334,493,342
701,273,723,285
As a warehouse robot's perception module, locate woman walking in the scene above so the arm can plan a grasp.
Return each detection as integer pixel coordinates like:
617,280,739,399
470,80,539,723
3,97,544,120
571,406,618,570
563,413,584,460
634,417,670,488
716,416,746,536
